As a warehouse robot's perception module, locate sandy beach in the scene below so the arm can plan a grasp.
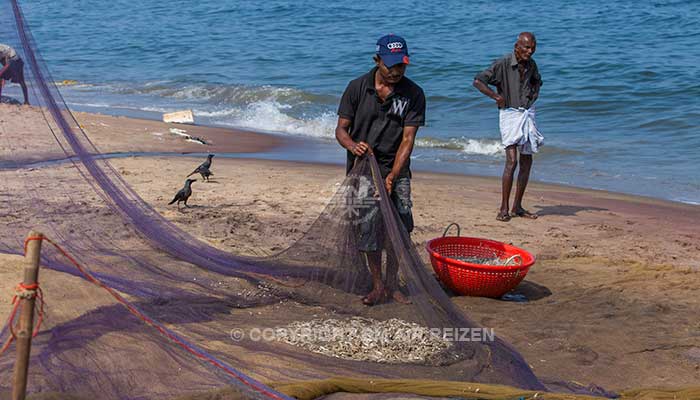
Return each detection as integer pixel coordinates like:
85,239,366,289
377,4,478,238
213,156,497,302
105,158,700,390
1,103,699,395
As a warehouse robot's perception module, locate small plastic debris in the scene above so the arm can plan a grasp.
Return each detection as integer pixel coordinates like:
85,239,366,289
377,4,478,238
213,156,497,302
163,109,194,124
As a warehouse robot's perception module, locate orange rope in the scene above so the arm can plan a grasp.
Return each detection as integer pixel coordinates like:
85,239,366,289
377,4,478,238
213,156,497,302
0,281,46,357
0,300,20,355
0,236,56,356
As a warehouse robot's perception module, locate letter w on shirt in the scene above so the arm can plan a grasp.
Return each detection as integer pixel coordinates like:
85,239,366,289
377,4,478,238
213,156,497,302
390,98,409,118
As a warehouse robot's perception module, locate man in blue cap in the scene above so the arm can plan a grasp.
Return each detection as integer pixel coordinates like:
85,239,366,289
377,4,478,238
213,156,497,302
335,34,426,305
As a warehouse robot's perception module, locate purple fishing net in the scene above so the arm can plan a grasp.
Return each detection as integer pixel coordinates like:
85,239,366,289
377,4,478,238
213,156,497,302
0,0,547,398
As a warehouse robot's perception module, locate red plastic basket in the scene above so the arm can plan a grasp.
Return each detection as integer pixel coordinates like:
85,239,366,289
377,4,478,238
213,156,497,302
425,223,535,297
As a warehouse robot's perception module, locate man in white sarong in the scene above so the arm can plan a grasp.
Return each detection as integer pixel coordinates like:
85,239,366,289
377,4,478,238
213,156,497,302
473,32,543,222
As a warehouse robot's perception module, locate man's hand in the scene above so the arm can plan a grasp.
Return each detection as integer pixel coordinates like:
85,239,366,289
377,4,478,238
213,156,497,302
495,94,506,108
385,173,395,195
351,141,370,156
473,79,505,109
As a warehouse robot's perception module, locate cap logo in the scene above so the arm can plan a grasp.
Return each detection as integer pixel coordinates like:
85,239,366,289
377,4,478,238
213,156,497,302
387,41,404,52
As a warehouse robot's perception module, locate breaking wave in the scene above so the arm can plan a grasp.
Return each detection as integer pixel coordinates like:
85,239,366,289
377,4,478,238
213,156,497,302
416,137,503,155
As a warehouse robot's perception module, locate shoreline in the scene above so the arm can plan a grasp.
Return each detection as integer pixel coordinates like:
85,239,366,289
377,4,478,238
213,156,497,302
67,102,700,206
4,103,698,208
9,148,700,212
12,106,700,209
78,107,700,207
0,104,292,164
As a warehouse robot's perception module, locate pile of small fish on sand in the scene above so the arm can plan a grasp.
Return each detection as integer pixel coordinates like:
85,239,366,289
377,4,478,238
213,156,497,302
274,317,452,364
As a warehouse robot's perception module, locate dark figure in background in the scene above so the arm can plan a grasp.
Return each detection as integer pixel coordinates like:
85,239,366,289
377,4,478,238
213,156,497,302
473,32,543,222
335,34,426,305
187,154,214,181
0,43,29,105
169,178,196,208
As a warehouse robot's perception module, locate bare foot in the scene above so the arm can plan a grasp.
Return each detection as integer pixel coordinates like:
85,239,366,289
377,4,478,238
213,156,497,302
496,210,511,222
511,207,538,219
362,287,385,306
386,289,412,304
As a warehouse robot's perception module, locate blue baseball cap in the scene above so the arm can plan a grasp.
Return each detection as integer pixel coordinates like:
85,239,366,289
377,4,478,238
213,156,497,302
376,34,410,68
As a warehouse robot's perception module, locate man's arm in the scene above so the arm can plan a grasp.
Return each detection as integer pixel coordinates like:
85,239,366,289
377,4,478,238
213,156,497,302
473,79,505,108
530,62,543,103
336,80,369,157
335,117,369,156
473,58,505,108
385,125,418,194
530,81,541,104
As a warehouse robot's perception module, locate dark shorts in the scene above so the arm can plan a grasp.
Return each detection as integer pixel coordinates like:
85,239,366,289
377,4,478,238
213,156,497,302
357,177,414,252
0,57,24,83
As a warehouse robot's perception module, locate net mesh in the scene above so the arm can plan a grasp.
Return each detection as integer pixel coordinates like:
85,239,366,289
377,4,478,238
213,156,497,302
0,0,547,398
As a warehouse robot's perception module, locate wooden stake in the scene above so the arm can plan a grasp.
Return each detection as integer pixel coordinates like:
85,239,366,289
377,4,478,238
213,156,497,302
12,230,43,400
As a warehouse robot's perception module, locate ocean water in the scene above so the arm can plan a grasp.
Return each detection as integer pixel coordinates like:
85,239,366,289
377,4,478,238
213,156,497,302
13,0,700,204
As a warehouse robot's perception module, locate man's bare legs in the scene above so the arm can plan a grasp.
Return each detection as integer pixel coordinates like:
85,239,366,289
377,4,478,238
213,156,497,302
385,249,410,304
363,250,411,305
498,145,518,221
511,153,537,218
362,251,384,305
499,146,537,220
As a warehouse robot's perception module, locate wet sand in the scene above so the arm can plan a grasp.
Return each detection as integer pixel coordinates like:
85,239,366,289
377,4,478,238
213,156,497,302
0,104,288,164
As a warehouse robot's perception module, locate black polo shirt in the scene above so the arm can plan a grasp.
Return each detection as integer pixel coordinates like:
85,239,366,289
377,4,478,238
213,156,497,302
338,67,426,178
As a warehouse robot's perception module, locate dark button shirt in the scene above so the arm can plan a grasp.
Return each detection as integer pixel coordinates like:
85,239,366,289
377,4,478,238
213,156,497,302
338,67,426,178
475,52,542,109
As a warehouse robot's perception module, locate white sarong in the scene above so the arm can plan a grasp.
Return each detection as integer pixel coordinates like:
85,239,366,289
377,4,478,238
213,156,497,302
499,107,544,155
